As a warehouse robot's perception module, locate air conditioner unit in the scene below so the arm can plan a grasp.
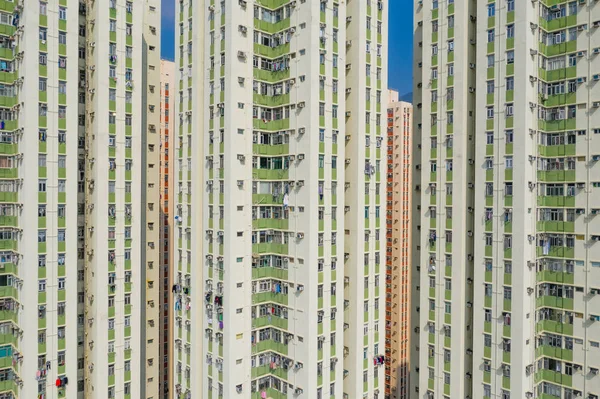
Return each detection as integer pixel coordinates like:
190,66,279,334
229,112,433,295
238,25,247,34
298,127,306,134
237,154,245,162
298,101,305,108
237,51,246,59
594,48,600,55
297,232,304,239
290,27,296,34
297,154,305,160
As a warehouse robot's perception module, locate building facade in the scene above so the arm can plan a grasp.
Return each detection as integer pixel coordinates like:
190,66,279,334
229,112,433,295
160,59,175,398
173,0,387,398
412,0,477,397
0,0,158,398
141,0,161,397
414,0,600,398
385,91,412,399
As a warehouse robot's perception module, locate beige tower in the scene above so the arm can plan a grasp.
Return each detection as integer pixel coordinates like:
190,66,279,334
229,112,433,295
385,90,413,399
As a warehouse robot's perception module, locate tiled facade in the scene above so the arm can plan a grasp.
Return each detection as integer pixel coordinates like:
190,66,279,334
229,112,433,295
385,91,412,399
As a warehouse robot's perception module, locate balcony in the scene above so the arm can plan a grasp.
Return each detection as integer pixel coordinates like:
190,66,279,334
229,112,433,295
536,320,573,336
537,170,576,182
534,369,573,387
253,144,289,156
253,315,288,330
252,291,288,306
537,196,575,207
254,43,291,59
536,221,575,233
253,339,288,355
536,345,573,362
253,168,289,180
252,218,289,230
536,270,574,284
536,296,574,310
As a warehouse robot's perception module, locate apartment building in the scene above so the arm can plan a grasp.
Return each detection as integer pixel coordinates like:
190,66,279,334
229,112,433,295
160,59,175,398
0,0,158,398
385,91,412,399
414,0,600,398
141,0,161,397
173,0,387,398
412,0,476,398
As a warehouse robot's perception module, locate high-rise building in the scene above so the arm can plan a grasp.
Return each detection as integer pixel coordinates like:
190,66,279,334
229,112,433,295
173,0,388,398
412,0,477,397
0,1,158,398
385,91,412,399
160,59,175,398
414,0,600,398
141,0,161,397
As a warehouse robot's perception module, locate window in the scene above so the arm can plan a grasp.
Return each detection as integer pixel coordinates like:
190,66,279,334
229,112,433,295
506,77,514,91
507,24,514,39
507,50,515,64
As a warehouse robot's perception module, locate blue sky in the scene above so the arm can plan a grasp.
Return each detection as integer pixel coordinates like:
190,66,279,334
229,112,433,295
160,0,413,95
